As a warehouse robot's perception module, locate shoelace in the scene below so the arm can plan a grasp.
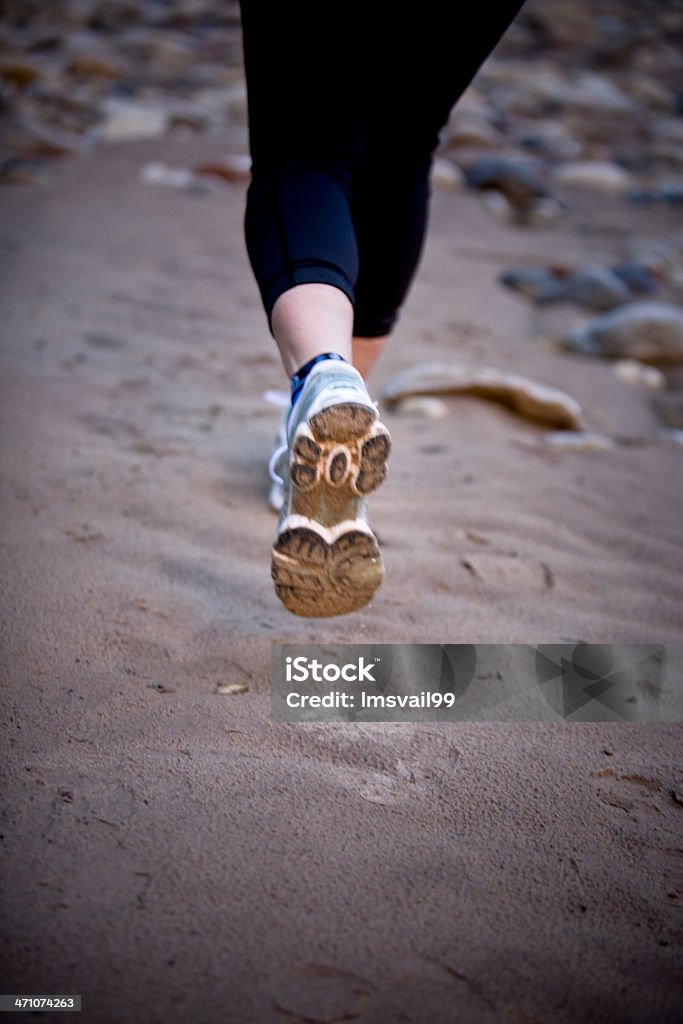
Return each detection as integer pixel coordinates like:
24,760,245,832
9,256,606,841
264,389,290,486
268,441,287,486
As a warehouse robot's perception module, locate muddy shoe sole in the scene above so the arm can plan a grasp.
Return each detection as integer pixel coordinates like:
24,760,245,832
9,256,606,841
290,403,391,510
272,401,391,617
272,517,384,618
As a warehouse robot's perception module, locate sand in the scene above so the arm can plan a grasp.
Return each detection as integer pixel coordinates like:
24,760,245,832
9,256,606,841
1,132,682,1023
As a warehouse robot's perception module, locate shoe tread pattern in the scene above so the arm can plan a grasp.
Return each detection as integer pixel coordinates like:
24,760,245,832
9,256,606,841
272,401,391,617
272,525,383,617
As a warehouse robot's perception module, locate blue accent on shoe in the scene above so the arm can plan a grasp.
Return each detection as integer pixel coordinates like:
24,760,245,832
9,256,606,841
290,352,348,406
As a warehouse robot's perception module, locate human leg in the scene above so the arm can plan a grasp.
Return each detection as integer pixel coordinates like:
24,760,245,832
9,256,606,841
352,335,388,380
241,4,392,615
350,2,525,339
241,2,367,377
241,2,525,616
270,284,353,378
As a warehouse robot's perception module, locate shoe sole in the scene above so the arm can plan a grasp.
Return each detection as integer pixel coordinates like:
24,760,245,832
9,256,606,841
272,401,391,617
272,516,384,618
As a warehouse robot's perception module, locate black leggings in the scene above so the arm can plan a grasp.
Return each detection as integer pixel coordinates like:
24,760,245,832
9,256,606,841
240,2,523,338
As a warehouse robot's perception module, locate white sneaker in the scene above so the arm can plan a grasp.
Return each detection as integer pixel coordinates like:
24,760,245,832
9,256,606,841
269,361,391,617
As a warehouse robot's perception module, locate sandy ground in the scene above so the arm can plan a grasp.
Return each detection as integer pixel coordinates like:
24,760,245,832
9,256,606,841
1,131,682,1023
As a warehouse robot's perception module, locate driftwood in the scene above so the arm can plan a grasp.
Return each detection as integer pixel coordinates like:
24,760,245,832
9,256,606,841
382,363,583,429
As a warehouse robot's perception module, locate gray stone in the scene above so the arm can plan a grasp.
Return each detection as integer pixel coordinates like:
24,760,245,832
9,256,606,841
564,302,683,364
502,265,630,310
500,267,559,302
555,160,634,194
443,113,504,150
611,263,660,295
464,155,550,212
517,120,583,161
552,265,630,311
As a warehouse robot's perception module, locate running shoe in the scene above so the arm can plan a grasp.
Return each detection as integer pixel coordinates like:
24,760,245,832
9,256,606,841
269,361,391,617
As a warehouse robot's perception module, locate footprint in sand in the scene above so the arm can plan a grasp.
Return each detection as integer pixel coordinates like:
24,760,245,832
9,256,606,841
356,974,498,1024
356,737,461,806
591,767,677,818
357,772,404,805
271,724,461,808
461,551,554,591
270,964,497,1024
270,963,376,1022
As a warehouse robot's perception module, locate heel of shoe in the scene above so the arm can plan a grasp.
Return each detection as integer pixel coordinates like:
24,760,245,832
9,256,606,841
271,516,384,617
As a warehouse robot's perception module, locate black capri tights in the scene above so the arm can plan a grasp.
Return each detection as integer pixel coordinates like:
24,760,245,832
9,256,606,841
240,2,523,338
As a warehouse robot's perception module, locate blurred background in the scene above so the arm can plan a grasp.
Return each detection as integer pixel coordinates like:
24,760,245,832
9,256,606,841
1,0,682,196
2,0,683,379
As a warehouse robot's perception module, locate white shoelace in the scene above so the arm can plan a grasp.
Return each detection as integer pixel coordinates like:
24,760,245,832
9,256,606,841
268,442,287,486
263,389,290,486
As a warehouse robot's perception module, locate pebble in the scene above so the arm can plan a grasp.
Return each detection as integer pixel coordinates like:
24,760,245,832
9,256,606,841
98,98,168,141
543,432,616,452
501,264,630,310
493,66,635,118
464,155,549,208
191,82,248,122
545,72,636,116
613,360,666,389
66,50,128,79
0,57,44,89
443,113,503,150
517,120,583,161
526,196,565,226
216,683,249,696
564,302,683,364
165,101,215,134
464,155,557,223
555,160,634,194
140,161,212,193
430,157,464,191
628,181,683,207
391,396,449,420
611,263,660,295
548,265,630,310
194,155,252,184
481,190,514,221
500,266,558,302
